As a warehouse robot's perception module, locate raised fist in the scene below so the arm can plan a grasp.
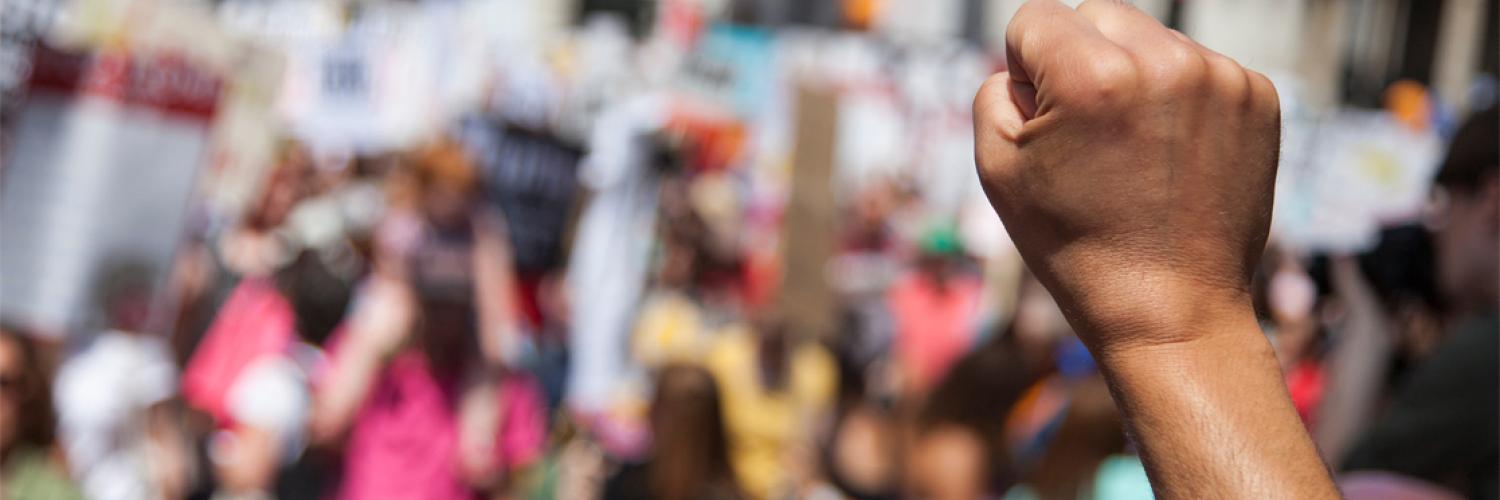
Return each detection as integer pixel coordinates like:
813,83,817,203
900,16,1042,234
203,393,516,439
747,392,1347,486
974,0,1280,353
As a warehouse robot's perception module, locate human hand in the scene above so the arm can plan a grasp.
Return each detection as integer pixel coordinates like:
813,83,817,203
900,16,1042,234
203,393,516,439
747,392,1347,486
458,379,504,489
973,0,1280,353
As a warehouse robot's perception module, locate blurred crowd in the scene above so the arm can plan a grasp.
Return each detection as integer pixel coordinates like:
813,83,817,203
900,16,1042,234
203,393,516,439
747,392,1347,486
1,1,1497,500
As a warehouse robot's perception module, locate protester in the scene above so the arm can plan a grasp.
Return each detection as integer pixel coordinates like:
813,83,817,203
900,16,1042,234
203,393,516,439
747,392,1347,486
0,1,1490,499
53,261,194,500
703,317,837,500
887,227,982,396
202,249,355,499
179,147,334,499
1335,106,1499,499
908,335,1035,500
311,141,545,500
603,364,743,500
1,324,84,500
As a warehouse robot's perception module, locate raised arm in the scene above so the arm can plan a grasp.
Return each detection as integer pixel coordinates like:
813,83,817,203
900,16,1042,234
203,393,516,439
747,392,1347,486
972,1,1338,497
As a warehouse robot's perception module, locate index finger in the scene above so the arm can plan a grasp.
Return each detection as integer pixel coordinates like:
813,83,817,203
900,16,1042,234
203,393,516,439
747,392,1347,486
1005,0,1133,111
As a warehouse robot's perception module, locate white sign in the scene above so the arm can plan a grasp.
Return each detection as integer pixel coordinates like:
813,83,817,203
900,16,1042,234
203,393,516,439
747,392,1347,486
0,46,219,334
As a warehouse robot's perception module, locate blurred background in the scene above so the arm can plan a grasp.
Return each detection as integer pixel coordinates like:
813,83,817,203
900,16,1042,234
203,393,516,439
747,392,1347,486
0,0,1496,499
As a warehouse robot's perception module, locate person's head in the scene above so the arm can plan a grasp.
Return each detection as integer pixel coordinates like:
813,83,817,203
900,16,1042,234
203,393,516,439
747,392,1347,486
94,258,156,333
0,324,57,456
648,364,738,500
404,230,481,372
246,141,314,232
908,424,990,500
274,250,356,346
918,335,1039,493
1430,106,1499,314
917,226,965,287
399,140,480,229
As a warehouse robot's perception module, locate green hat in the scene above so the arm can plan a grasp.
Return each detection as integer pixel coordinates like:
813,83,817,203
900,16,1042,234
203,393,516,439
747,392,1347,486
919,226,963,257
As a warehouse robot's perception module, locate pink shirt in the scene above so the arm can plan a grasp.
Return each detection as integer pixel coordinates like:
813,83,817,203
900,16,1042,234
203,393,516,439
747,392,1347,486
889,273,982,391
182,278,295,426
334,351,546,500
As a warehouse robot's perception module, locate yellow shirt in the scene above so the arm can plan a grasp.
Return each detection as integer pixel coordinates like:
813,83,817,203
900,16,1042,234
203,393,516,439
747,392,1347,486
704,327,836,500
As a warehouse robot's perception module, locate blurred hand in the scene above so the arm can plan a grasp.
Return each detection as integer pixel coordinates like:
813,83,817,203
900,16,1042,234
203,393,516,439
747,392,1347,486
458,380,504,489
973,0,1280,353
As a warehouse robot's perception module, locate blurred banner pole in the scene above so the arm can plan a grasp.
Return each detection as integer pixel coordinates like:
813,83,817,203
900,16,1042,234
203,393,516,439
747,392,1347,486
1434,0,1489,111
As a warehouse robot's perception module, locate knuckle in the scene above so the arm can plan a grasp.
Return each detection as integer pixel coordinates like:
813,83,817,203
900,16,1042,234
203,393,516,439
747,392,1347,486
1150,44,1209,94
1007,1,1046,40
1246,70,1281,114
1205,55,1251,105
1078,53,1138,104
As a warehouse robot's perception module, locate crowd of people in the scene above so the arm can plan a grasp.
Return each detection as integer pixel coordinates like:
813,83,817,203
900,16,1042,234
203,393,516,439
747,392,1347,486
1,2,1497,500
3,99,1494,499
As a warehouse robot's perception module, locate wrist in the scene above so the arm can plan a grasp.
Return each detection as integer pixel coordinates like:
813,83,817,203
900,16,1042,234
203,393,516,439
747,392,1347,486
1083,306,1336,499
1092,311,1270,374
1058,270,1259,359
350,334,401,368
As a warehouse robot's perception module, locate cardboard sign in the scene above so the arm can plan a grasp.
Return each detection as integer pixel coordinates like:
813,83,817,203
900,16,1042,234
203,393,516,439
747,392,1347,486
775,85,839,339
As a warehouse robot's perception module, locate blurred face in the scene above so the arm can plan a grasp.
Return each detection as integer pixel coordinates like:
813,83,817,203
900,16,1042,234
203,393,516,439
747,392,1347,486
1434,178,1500,313
919,255,955,285
0,335,22,450
658,241,697,289
422,182,474,228
907,425,987,500
250,166,309,231
109,291,153,332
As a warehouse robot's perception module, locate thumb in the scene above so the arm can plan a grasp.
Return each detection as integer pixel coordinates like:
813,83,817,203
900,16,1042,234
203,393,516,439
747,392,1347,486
1002,0,1122,118
1003,48,1039,120
973,71,1027,181
1010,76,1039,120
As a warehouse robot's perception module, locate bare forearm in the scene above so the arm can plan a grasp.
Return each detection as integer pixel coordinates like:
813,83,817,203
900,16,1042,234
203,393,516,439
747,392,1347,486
471,216,519,366
1095,310,1338,499
312,345,385,445
974,1,1345,497
314,277,413,445
1315,257,1395,462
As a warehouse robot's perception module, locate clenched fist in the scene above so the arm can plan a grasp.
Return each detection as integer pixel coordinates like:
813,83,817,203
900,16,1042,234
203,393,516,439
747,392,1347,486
974,0,1280,354
975,2,1339,498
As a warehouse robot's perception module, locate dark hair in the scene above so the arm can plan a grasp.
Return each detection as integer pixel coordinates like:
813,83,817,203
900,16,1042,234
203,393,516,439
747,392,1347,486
1025,376,1126,500
920,335,1042,492
648,364,742,500
92,257,155,317
1434,106,1499,195
0,324,58,450
274,250,355,346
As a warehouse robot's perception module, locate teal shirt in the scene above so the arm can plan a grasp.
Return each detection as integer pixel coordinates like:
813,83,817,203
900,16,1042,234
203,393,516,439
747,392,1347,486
1005,455,1154,500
